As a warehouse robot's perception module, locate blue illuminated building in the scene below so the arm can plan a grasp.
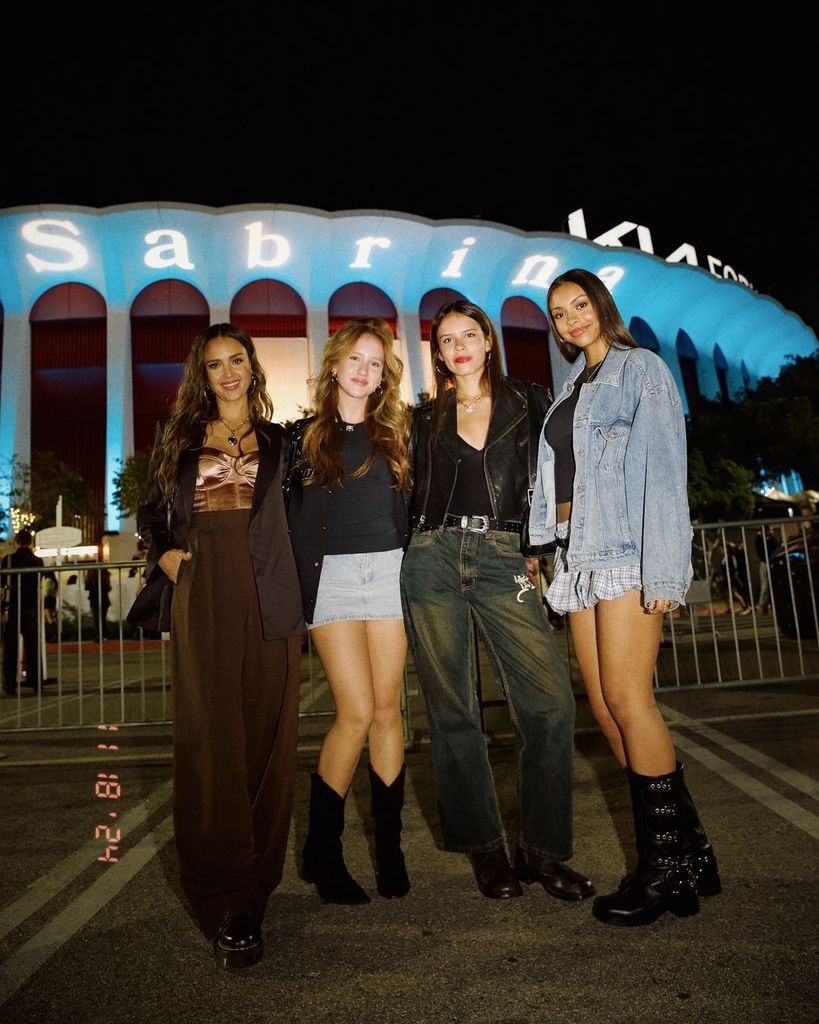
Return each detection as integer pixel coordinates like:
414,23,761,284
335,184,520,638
0,203,815,540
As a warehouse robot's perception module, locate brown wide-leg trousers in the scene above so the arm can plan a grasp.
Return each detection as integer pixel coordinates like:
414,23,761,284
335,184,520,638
171,510,301,939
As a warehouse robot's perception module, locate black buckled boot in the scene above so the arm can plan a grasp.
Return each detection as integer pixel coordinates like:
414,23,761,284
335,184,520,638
302,772,370,904
368,764,411,898
678,761,722,897
592,764,699,927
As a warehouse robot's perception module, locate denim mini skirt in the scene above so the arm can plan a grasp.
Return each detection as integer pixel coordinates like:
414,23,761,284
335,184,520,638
309,547,405,629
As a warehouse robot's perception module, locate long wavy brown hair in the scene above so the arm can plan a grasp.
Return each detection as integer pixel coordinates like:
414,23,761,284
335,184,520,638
547,269,638,362
428,300,504,439
155,323,273,501
301,318,410,489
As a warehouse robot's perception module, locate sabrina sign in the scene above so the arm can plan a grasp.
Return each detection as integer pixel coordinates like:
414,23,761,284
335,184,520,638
18,209,748,291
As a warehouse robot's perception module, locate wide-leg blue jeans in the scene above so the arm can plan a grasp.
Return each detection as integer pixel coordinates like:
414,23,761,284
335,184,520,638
400,528,576,860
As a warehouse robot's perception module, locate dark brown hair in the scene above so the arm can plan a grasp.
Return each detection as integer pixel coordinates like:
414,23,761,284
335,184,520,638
428,300,504,438
155,323,272,500
547,269,638,362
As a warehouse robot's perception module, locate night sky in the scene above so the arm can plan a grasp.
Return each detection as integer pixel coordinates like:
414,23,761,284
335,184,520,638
5,11,817,339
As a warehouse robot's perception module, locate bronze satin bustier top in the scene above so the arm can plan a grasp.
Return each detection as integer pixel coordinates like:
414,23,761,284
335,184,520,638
192,447,259,512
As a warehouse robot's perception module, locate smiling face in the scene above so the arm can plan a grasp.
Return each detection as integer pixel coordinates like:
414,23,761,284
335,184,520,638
332,333,385,402
548,284,609,365
203,335,253,414
435,312,492,386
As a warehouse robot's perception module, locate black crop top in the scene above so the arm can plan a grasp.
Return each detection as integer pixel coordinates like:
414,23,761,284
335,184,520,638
543,385,581,504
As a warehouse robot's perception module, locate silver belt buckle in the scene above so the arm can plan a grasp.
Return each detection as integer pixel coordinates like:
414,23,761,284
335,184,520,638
464,515,490,534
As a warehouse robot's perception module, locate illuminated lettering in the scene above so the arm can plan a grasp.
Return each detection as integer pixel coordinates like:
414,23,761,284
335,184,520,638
567,209,587,238
97,744,119,751
96,846,119,863
635,226,654,253
23,219,89,272
246,222,290,268
597,266,626,289
511,255,559,289
350,236,391,268
666,243,699,266
144,230,194,270
442,237,476,278
568,208,751,288
592,221,639,247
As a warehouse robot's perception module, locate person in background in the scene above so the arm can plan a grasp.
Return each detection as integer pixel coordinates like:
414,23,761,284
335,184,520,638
1,529,45,695
798,500,817,528
400,299,594,904
528,268,720,927
754,525,776,614
42,570,58,643
133,323,304,970
724,539,752,615
85,566,112,640
287,318,411,904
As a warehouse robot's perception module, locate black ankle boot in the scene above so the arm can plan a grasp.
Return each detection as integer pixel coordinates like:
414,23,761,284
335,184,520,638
593,764,699,927
514,846,595,901
302,773,370,904
678,762,722,897
369,764,411,898
213,912,263,970
468,847,523,899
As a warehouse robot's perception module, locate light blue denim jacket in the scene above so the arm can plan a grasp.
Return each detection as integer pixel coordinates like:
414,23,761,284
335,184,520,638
528,344,693,605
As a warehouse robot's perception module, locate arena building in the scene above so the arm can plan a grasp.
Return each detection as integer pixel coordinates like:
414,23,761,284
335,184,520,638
0,203,815,541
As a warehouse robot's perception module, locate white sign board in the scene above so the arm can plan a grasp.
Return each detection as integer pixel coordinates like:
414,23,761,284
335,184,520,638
36,526,84,549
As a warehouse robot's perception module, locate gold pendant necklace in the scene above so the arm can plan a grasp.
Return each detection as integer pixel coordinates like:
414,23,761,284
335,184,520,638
219,416,249,446
456,393,485,414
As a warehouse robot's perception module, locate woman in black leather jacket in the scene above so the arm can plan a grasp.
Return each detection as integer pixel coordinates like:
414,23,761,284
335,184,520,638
400,299,593,903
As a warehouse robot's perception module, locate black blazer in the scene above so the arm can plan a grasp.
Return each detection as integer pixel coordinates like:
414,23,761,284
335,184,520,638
134,419,305,641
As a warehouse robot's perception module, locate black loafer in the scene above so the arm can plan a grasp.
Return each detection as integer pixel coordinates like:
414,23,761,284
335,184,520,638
514,847,595,901
213,912,263,970
468,848,523,899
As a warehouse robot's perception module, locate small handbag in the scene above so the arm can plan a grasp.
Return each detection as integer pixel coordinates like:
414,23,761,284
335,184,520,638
126,570,172,633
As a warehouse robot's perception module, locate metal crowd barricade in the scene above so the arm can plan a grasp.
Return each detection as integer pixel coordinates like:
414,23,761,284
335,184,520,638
0,519,815,734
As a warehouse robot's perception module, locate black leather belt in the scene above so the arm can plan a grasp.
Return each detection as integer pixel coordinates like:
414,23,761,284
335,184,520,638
426,514,522,535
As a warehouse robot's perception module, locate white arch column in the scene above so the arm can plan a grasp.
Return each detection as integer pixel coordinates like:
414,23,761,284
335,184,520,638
105,308,133,533
0,314,31,531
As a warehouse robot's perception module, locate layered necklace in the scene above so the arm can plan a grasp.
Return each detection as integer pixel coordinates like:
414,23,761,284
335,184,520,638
219,415,250,446
456,392,486,414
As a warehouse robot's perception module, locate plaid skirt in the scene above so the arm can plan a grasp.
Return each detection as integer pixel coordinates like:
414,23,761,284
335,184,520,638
545,521,643,615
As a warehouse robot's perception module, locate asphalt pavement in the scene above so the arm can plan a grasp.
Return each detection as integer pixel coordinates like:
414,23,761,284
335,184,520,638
0,675,817,1024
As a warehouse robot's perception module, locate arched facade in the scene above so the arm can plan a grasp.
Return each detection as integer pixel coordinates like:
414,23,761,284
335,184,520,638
0,203,815,539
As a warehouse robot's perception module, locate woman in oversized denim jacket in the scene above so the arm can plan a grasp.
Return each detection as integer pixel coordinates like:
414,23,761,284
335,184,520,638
529,269,721,927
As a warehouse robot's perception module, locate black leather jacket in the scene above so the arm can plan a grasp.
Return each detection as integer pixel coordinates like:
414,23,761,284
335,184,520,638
408,378,551,555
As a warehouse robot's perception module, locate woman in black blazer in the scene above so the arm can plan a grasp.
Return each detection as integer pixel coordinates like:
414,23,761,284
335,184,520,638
132,323,304,971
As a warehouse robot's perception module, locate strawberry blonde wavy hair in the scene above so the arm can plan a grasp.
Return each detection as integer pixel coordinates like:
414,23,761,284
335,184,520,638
301,318,410,489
